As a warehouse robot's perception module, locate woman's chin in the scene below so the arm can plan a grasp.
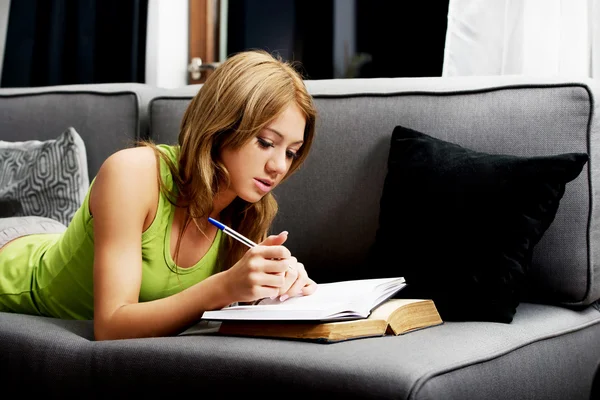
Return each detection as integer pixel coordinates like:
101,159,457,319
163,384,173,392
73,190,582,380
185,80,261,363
237,192,266,203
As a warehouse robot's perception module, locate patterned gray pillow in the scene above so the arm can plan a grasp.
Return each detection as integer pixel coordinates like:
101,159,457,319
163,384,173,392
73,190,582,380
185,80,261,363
0,127,89,226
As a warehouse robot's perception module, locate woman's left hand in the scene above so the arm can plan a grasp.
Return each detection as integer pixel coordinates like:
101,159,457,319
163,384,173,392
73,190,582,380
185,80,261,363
277,258,317,301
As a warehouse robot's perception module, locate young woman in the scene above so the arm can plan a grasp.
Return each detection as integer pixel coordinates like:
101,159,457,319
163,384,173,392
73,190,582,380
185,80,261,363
0,50,318,341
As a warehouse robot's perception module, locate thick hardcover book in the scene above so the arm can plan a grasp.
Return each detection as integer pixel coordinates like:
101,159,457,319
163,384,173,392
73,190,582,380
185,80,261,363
196,277,442,342
217,298,443,342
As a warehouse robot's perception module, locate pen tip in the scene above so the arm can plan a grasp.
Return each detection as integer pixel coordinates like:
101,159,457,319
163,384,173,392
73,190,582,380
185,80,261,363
208,217,225,230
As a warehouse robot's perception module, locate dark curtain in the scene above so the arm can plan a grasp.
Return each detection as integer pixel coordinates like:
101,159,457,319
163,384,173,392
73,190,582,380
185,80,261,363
227,0,449,80
293,0,333,80
226,0,246,60
227,0,333,80
1,0,148,88
356,0,450,78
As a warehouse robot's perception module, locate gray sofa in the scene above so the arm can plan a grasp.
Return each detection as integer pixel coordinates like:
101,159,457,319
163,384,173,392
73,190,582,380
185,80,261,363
1,76,599,399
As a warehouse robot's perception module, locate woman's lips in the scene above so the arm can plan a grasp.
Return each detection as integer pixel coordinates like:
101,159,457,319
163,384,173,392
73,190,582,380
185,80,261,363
254,178,272,193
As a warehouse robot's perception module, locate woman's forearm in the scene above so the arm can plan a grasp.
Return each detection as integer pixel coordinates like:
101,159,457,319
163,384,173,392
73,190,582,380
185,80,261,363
94,271,233,341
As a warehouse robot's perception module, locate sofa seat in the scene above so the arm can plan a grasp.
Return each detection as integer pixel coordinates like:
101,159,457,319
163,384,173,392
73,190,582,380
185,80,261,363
2,302,598,399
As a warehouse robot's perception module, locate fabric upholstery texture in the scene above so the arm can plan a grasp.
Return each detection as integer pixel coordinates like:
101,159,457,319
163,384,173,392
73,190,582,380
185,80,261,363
368,125,588,323
0,216,67,248
1,302,599,398
0,127,89,225
0,84,148,179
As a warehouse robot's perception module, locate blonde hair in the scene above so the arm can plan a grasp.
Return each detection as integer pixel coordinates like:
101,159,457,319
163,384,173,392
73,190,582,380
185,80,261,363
141,50,317,271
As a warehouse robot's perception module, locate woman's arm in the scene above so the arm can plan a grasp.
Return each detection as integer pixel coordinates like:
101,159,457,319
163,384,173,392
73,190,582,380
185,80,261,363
90,148,234,340
90,147,291,341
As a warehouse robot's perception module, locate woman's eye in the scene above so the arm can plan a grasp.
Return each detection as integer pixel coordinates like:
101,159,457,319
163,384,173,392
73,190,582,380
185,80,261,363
257,137,298,160
257,138,274,149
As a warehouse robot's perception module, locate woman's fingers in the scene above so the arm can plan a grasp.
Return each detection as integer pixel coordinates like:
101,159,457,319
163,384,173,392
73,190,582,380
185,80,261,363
258,231,288,246
257,271,286,288
280,263,307,299
249,244,291,263
257,258,293,275
277,264,299,298
301,278,318,295
234,237,318,303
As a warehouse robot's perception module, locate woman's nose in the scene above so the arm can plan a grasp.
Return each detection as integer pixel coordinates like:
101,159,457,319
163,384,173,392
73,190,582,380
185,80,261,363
267,150,288,174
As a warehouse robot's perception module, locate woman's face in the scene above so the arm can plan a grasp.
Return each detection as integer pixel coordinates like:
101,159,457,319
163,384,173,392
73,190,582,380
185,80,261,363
219,103,306,204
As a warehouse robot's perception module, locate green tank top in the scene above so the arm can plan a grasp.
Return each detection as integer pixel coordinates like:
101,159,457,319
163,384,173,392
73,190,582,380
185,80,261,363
0,144,222,320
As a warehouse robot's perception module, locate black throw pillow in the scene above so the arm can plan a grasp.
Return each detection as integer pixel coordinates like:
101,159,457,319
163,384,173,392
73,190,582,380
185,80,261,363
368,125,589,323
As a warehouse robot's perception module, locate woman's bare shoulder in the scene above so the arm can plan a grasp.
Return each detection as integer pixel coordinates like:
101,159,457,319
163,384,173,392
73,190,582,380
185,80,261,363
90,146,161,217
102,146,158,171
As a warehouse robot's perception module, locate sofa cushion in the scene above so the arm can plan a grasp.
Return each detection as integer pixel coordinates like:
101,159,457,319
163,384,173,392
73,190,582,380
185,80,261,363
0,127,88,225
367,125,588,323
1,303,599,398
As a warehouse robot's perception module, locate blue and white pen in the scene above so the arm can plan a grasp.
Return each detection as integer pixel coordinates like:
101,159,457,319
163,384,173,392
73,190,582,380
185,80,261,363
208,217,294,271
208,217,258,248
209,217,298,304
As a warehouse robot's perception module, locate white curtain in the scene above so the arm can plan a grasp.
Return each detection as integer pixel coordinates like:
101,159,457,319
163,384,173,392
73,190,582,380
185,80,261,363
442,0,600,78
0,0,11,86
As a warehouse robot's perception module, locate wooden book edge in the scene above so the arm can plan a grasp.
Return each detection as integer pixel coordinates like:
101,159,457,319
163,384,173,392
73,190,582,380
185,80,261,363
217,298,443,342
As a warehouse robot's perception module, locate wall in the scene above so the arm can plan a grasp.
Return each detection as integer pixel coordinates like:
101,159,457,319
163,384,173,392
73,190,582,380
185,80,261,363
145,0,189,88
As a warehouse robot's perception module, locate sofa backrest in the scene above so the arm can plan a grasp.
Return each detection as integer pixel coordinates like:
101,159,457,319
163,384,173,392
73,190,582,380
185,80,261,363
148,76,600,308
3,78,595,308
0,83,154,180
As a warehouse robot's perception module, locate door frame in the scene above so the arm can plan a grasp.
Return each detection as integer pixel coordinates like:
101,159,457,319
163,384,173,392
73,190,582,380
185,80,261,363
188,0,220,84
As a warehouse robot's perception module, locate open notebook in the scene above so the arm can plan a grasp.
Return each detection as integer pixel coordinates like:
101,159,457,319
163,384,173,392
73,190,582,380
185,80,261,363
201,277,406,322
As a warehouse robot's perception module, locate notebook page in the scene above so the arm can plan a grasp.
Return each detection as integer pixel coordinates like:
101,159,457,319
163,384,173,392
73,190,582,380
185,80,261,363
201,277,405,321
250,277,403,310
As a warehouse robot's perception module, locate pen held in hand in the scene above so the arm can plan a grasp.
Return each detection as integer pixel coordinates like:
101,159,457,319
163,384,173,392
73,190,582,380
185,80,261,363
208,217,295,271
208,217,258,248
208,217,298,305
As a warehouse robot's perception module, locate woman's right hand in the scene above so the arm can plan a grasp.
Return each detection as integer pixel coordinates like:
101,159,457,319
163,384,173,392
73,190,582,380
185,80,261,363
223,231,292,303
